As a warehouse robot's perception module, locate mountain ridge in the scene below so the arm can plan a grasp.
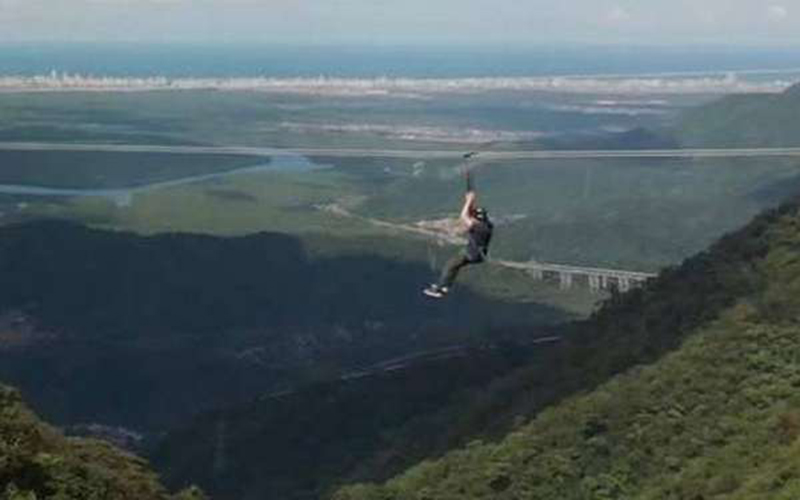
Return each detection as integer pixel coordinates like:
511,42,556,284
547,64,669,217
332,196,800,499
151,193,794,500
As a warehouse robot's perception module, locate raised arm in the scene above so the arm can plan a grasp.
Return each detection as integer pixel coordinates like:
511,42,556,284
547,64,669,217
460,190,477,228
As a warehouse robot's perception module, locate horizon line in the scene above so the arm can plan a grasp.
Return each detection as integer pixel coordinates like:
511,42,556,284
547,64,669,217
2,40,800,49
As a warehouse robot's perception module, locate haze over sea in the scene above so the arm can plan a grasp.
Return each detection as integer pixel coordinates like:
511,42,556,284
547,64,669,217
4,43,800,79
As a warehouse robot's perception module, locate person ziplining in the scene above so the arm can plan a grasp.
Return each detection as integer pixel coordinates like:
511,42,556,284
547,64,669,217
424,156,494,298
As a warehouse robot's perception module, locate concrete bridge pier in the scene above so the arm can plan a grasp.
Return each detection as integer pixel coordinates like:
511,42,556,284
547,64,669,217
588,274,602,293
559,272,573,290
495,258,655,293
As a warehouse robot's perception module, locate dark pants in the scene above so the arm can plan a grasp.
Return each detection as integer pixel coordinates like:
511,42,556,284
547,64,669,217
439,253,482,288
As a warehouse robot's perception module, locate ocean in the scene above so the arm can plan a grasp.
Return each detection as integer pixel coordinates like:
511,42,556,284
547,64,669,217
2,43,800,78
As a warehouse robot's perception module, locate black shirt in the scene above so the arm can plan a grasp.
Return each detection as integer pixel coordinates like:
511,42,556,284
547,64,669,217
466,219,493,262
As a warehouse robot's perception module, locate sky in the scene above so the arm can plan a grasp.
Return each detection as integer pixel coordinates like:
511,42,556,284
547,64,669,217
0,0,798,46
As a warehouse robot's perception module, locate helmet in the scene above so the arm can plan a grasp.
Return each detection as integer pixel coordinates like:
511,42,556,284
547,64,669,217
473,207,489,221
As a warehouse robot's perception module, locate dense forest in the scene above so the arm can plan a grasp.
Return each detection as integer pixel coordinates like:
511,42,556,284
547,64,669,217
152,191,800,498
0,384,203,499
332,197,800,498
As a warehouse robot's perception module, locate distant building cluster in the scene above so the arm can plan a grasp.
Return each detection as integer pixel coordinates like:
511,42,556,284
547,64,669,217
0,71,796,96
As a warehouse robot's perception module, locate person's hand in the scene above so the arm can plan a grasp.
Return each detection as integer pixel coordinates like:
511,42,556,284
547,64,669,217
465,190,476,202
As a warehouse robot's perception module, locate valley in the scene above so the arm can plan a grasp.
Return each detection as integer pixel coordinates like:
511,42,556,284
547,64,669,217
3,70,800,499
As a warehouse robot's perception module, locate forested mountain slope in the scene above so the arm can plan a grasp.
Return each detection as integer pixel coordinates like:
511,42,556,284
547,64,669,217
335,197,800,499
676,82,800,148
155,188,800,500
0,384,202,500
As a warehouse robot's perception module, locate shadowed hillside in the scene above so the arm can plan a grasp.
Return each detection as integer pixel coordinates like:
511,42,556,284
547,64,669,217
151,337,559,500
0,220,571,430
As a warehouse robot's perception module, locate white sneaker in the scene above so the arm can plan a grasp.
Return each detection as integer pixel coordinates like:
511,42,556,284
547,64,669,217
423,284,447,298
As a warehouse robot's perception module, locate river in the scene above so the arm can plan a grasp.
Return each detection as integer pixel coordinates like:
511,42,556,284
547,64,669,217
0,152,325,207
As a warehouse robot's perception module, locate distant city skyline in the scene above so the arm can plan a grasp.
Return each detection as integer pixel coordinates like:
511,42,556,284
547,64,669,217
0,0,798,46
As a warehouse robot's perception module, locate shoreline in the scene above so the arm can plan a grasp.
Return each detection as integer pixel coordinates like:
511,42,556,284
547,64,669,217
0,73,797,96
